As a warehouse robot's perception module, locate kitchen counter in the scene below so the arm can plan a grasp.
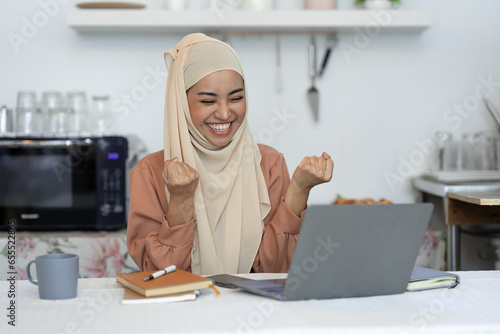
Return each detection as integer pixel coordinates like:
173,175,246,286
413,177,500,198
413,177,500,271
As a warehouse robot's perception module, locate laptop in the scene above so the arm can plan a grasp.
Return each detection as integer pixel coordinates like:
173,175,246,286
232,203,433,301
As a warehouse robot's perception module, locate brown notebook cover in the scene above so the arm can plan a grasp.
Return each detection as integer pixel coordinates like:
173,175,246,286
116,269,213,297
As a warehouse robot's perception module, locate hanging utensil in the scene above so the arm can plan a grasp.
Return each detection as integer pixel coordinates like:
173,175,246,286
276,34,282,93
319,33,338,78
308,35,319,122
483,97,500,128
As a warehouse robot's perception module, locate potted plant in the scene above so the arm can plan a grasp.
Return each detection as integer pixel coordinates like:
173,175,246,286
355,0,401,10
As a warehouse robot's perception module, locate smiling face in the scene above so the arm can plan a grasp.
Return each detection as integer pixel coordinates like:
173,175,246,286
186,70,246,149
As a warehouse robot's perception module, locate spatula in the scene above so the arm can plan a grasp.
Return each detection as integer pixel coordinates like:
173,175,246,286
308,36,319,122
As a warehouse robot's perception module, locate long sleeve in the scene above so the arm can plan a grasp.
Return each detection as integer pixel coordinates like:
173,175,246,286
252,145,304,273
127,151,194,272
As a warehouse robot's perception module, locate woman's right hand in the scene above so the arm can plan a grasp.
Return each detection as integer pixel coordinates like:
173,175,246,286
163,157,199,199
162,158,199,226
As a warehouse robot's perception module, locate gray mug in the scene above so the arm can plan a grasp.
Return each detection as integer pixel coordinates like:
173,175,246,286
26,254,79,300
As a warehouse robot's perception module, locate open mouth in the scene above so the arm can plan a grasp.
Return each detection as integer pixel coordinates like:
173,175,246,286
206,122,233,134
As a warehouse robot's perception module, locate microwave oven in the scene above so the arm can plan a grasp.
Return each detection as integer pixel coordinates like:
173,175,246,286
0,136,128,231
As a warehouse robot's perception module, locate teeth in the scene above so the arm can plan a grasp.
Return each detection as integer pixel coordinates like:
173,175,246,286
207,122,231,131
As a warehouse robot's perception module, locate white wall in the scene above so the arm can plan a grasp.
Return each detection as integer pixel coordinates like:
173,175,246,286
2,0,499,204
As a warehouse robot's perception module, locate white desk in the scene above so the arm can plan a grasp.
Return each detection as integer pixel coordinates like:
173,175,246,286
2,272,500,333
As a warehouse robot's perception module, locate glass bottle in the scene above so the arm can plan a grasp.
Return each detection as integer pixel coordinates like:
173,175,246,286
91,96,112,136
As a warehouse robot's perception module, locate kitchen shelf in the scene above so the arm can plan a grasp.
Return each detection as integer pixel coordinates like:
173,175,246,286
67,10,432,34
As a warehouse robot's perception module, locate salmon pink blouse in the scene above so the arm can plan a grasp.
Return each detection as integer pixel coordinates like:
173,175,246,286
127,144,304,273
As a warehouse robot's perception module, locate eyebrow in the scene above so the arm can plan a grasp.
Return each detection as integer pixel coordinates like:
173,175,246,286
196,88,244,97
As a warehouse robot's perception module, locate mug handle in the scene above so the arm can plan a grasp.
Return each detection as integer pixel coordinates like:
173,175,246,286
26,260,38,285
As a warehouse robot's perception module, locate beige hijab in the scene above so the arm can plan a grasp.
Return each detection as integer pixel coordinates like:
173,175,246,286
163,33,271,275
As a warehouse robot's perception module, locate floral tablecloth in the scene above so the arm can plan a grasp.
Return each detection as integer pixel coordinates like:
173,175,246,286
0,230,139,280
415,227,446,271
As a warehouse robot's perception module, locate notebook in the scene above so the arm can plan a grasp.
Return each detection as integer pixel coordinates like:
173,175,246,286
232,203,434,301
121,289,200,305
116,269,213,297
407,266,460,292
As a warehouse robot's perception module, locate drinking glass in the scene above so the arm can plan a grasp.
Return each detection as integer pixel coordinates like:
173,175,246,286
49,107,72,134
42,91,63,133
91,96,111,135
16,91,41,135
473,131,496,170
460,133,475,171
17,91,37,109
443,140,462,171
431,131,452,171
66,91,88,132
16,108,42,135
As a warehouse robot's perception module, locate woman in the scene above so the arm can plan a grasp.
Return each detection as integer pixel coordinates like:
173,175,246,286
127,33,334,275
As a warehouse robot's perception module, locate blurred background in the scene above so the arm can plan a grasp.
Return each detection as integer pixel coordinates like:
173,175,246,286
2,0,500,275
1,0,499,205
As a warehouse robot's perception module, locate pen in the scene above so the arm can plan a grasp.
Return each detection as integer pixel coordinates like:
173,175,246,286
144,265,177,281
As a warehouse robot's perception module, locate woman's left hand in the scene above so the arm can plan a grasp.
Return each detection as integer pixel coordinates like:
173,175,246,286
284,152,334,217
291,152,334,192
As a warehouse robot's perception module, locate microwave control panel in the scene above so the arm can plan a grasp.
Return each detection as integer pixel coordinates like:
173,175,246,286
95,137,128,228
